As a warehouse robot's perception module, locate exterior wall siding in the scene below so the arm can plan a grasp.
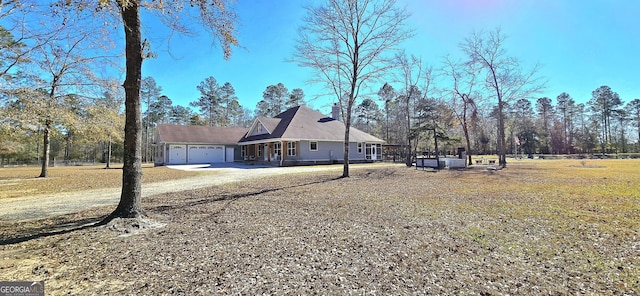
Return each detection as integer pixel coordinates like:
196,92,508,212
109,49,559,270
349,142,367,160
241,140,383,166
298,140,342,162
296,141,369,162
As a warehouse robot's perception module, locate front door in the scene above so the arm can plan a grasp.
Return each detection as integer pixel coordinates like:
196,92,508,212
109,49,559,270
225,147,234,162
370,144,377,160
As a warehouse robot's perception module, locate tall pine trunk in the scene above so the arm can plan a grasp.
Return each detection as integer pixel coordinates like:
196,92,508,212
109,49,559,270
102,0,145,223
342,102,352,178
498,99,507,167
405,97,412,167
105,137,112,169
38,121,51,178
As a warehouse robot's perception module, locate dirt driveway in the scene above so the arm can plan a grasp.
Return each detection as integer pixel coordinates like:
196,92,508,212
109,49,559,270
0,164,389,222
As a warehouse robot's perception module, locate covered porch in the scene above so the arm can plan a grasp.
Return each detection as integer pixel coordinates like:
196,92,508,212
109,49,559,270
241,140,299,166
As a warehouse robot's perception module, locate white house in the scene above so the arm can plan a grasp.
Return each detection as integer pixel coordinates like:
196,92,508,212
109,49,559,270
238,105,385,166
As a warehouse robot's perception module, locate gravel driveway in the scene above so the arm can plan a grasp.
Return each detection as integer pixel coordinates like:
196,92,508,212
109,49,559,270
0,164,375,222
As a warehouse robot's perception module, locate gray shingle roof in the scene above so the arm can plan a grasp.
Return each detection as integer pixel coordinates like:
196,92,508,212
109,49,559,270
156,124,248,145
239,105,384,143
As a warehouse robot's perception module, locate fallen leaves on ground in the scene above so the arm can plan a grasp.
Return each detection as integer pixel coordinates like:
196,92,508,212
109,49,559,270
0,160,638,294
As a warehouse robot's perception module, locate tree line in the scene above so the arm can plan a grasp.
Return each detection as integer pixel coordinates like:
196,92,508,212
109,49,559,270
2,1,640,171
353,82,640,165
2,1,639,172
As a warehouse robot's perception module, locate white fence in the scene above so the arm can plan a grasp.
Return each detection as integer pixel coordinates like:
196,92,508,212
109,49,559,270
415,157,467,169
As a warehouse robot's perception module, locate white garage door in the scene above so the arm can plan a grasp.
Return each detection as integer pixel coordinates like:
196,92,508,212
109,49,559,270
188,145,225,164
169,145,186,164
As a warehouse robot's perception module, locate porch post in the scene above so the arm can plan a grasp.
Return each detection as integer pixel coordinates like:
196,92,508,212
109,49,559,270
281,141,286,166
254,144,258,160
267,142,271,162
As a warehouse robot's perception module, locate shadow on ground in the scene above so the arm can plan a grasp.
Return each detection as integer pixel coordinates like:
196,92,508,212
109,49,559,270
0,174,342,246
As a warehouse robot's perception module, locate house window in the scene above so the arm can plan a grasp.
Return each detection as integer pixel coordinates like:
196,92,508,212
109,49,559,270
287,141,296,156
310,141,318,151
357,143,363,154
241,146,246,157
257,124,263,133
258,144,263,157
274,143,281,156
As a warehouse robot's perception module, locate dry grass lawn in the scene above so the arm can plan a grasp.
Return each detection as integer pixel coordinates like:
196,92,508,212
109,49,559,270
0,164,206,199
0,159,639,294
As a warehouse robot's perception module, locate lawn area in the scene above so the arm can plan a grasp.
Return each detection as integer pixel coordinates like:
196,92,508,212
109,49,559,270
0,159,638,294
0,164,207,199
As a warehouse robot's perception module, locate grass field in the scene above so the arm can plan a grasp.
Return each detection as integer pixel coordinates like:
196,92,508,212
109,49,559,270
0,159,638,294
0,164,206,199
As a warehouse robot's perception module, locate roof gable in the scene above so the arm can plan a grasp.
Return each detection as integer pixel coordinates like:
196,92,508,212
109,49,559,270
247,117,281,136
239,105,383,143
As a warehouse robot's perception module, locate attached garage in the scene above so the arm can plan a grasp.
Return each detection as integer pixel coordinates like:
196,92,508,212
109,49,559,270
155,125,248,166
187,145,225,164
168,145,186,164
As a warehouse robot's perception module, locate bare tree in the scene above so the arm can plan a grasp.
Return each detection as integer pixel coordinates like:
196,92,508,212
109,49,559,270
293,0,412,177
460,28,544,168
1,9,63,77
0,25,28,78
395,52,433,167
442,56,479,165
15,29,113,177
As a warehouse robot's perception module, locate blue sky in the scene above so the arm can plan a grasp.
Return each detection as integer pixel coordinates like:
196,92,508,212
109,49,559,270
141,0,639,114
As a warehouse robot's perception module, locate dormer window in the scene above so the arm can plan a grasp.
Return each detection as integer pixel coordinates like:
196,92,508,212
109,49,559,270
257,124,263,133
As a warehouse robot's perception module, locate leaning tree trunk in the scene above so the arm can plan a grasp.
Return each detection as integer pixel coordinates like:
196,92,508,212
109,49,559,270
463,124,472,166
102,0,145,223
